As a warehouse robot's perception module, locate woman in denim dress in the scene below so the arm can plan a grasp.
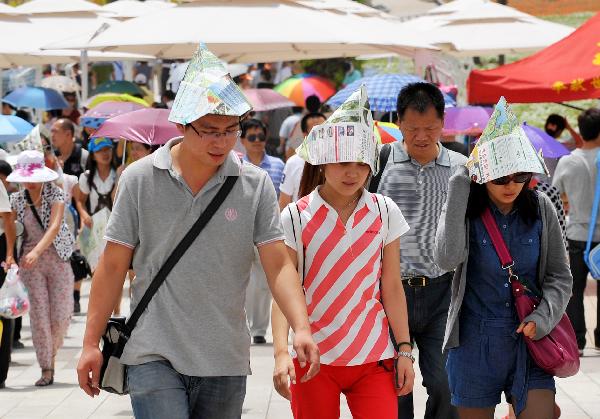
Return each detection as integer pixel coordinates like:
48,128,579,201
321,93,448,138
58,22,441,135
435,161,573,419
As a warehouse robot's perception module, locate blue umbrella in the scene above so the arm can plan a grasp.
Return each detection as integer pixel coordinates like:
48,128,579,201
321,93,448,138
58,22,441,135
327,74,456,112
0,115,34,143
3,86,69,110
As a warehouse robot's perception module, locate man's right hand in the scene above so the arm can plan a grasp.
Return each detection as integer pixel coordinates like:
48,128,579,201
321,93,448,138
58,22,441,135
273,352,295,400
77,345,103,397
292,328,320,384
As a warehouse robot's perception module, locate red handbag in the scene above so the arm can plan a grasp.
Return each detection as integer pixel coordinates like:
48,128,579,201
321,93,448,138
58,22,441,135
481,207,580,378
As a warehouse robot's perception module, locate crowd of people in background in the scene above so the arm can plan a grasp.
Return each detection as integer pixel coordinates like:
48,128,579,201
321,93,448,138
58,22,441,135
0,49,598,419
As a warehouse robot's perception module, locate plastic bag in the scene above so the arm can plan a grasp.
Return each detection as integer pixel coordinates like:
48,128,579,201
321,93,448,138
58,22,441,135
0,265,29,319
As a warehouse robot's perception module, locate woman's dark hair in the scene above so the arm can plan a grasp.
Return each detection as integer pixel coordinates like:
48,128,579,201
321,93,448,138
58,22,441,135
0,160,12,177
85,144,117,192
298,163,324,199
466,180,539,224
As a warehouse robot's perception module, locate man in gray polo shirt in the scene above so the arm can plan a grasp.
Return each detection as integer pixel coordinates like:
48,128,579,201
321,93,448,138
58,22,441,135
77,46,319,419
375,83,465,419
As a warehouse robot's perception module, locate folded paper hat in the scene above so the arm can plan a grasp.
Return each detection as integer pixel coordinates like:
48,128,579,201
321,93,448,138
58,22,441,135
296,84,379,173
466,97,548,184
168,44,252,125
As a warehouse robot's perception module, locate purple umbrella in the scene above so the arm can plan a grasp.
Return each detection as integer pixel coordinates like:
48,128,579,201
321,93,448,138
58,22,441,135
80,101,146,129
443,106,492,136
522,123,570,159
91,108,179,145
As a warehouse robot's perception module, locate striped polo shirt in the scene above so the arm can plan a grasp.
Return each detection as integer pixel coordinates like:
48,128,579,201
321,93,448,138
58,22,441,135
282,188,409,366
377,141,467,279
244,153,285,196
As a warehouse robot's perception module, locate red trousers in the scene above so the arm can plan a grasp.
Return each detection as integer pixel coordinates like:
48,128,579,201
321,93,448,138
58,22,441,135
290,358,397,419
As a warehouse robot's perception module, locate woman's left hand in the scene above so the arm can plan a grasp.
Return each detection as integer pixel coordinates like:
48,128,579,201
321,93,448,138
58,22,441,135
22,250,40,269
395,356,415,396
517,321,537,339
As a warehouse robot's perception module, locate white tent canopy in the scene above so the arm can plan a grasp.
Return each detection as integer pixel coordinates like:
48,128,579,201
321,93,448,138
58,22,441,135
0,15,152,68
401,0,574,57
44,2,434,63
99,0,176,19
0,3,21,15
16,0,102,15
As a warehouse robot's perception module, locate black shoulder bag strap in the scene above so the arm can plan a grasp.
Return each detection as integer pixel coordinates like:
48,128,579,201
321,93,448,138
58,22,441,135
25,190,45,230
368,144,392,193
125,175,238,333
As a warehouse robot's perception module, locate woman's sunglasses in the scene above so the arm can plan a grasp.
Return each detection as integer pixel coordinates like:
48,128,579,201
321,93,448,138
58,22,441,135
246,133,266,143
491,172,532,186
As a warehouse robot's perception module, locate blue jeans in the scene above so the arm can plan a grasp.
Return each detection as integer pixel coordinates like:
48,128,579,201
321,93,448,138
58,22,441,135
128,360,246,419
398,274,458,419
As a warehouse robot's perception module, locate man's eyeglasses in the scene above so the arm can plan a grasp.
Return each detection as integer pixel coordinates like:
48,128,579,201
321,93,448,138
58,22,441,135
491,172,532,186
245,133,266,143
187,123,241,140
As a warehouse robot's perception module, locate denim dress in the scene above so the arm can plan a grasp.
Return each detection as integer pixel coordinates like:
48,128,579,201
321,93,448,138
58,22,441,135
446,205,555,413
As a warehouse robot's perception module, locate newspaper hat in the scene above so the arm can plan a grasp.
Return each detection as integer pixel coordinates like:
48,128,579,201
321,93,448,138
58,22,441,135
296,84,379,173
168,44,252,125
466,97,548,184
7,150,58,183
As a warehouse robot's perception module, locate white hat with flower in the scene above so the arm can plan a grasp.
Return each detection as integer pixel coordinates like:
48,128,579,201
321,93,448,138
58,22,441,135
7,150,58,183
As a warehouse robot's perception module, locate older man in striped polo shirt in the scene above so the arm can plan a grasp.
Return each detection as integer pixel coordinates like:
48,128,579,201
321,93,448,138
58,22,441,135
375,83,466,419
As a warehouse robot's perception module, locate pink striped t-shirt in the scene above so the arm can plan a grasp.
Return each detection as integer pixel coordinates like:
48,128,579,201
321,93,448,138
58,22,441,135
282,187,409,366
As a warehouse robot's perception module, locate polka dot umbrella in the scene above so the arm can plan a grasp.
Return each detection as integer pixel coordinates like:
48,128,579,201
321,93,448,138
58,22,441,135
274,73,336,107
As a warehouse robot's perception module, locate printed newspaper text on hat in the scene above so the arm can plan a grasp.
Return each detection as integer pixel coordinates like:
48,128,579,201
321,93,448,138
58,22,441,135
466,97,548,184
168,44,252,125
296,84,379,173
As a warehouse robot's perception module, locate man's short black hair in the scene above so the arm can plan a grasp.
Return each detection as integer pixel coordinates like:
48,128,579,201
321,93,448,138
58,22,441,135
241,118,267,138
545,114,566,131
0,160,12,177
57,118,75,136
301,112,326,134
578,108,600,141
396,82,445,121
305,95,321,113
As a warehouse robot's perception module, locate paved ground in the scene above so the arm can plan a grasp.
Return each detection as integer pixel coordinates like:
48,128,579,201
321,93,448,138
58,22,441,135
0,280,599,419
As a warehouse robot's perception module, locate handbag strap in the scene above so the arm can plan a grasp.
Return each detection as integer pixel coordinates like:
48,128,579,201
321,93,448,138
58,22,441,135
481,207,513,268
25,190,45,230
125,175,238,333
584,150,600,260
481,207,541,298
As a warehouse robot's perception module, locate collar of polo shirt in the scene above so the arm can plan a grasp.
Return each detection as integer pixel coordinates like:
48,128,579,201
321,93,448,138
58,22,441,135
392,140,451,167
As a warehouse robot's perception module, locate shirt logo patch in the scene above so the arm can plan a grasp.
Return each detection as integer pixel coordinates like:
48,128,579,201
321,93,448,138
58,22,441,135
225,208,238,221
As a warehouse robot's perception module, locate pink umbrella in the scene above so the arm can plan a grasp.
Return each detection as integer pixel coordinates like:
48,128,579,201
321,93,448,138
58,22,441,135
443,106,492,136
91,108,179,145
243,88,295,111
81,101,146,129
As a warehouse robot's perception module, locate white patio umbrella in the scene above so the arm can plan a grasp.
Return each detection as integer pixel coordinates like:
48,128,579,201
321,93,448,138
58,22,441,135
16,0,102,15
400,0,574,57
44,2,433,62
99,0,176,19
0,15,153,68
0,3,21,15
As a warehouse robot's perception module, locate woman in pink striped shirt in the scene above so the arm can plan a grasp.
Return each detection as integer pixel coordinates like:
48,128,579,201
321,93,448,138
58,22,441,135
271,86,414,419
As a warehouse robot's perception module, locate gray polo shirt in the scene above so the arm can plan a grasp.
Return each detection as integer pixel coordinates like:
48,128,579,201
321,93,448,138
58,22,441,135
377,141,467,278
553,148,600,242
105,137,284,376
